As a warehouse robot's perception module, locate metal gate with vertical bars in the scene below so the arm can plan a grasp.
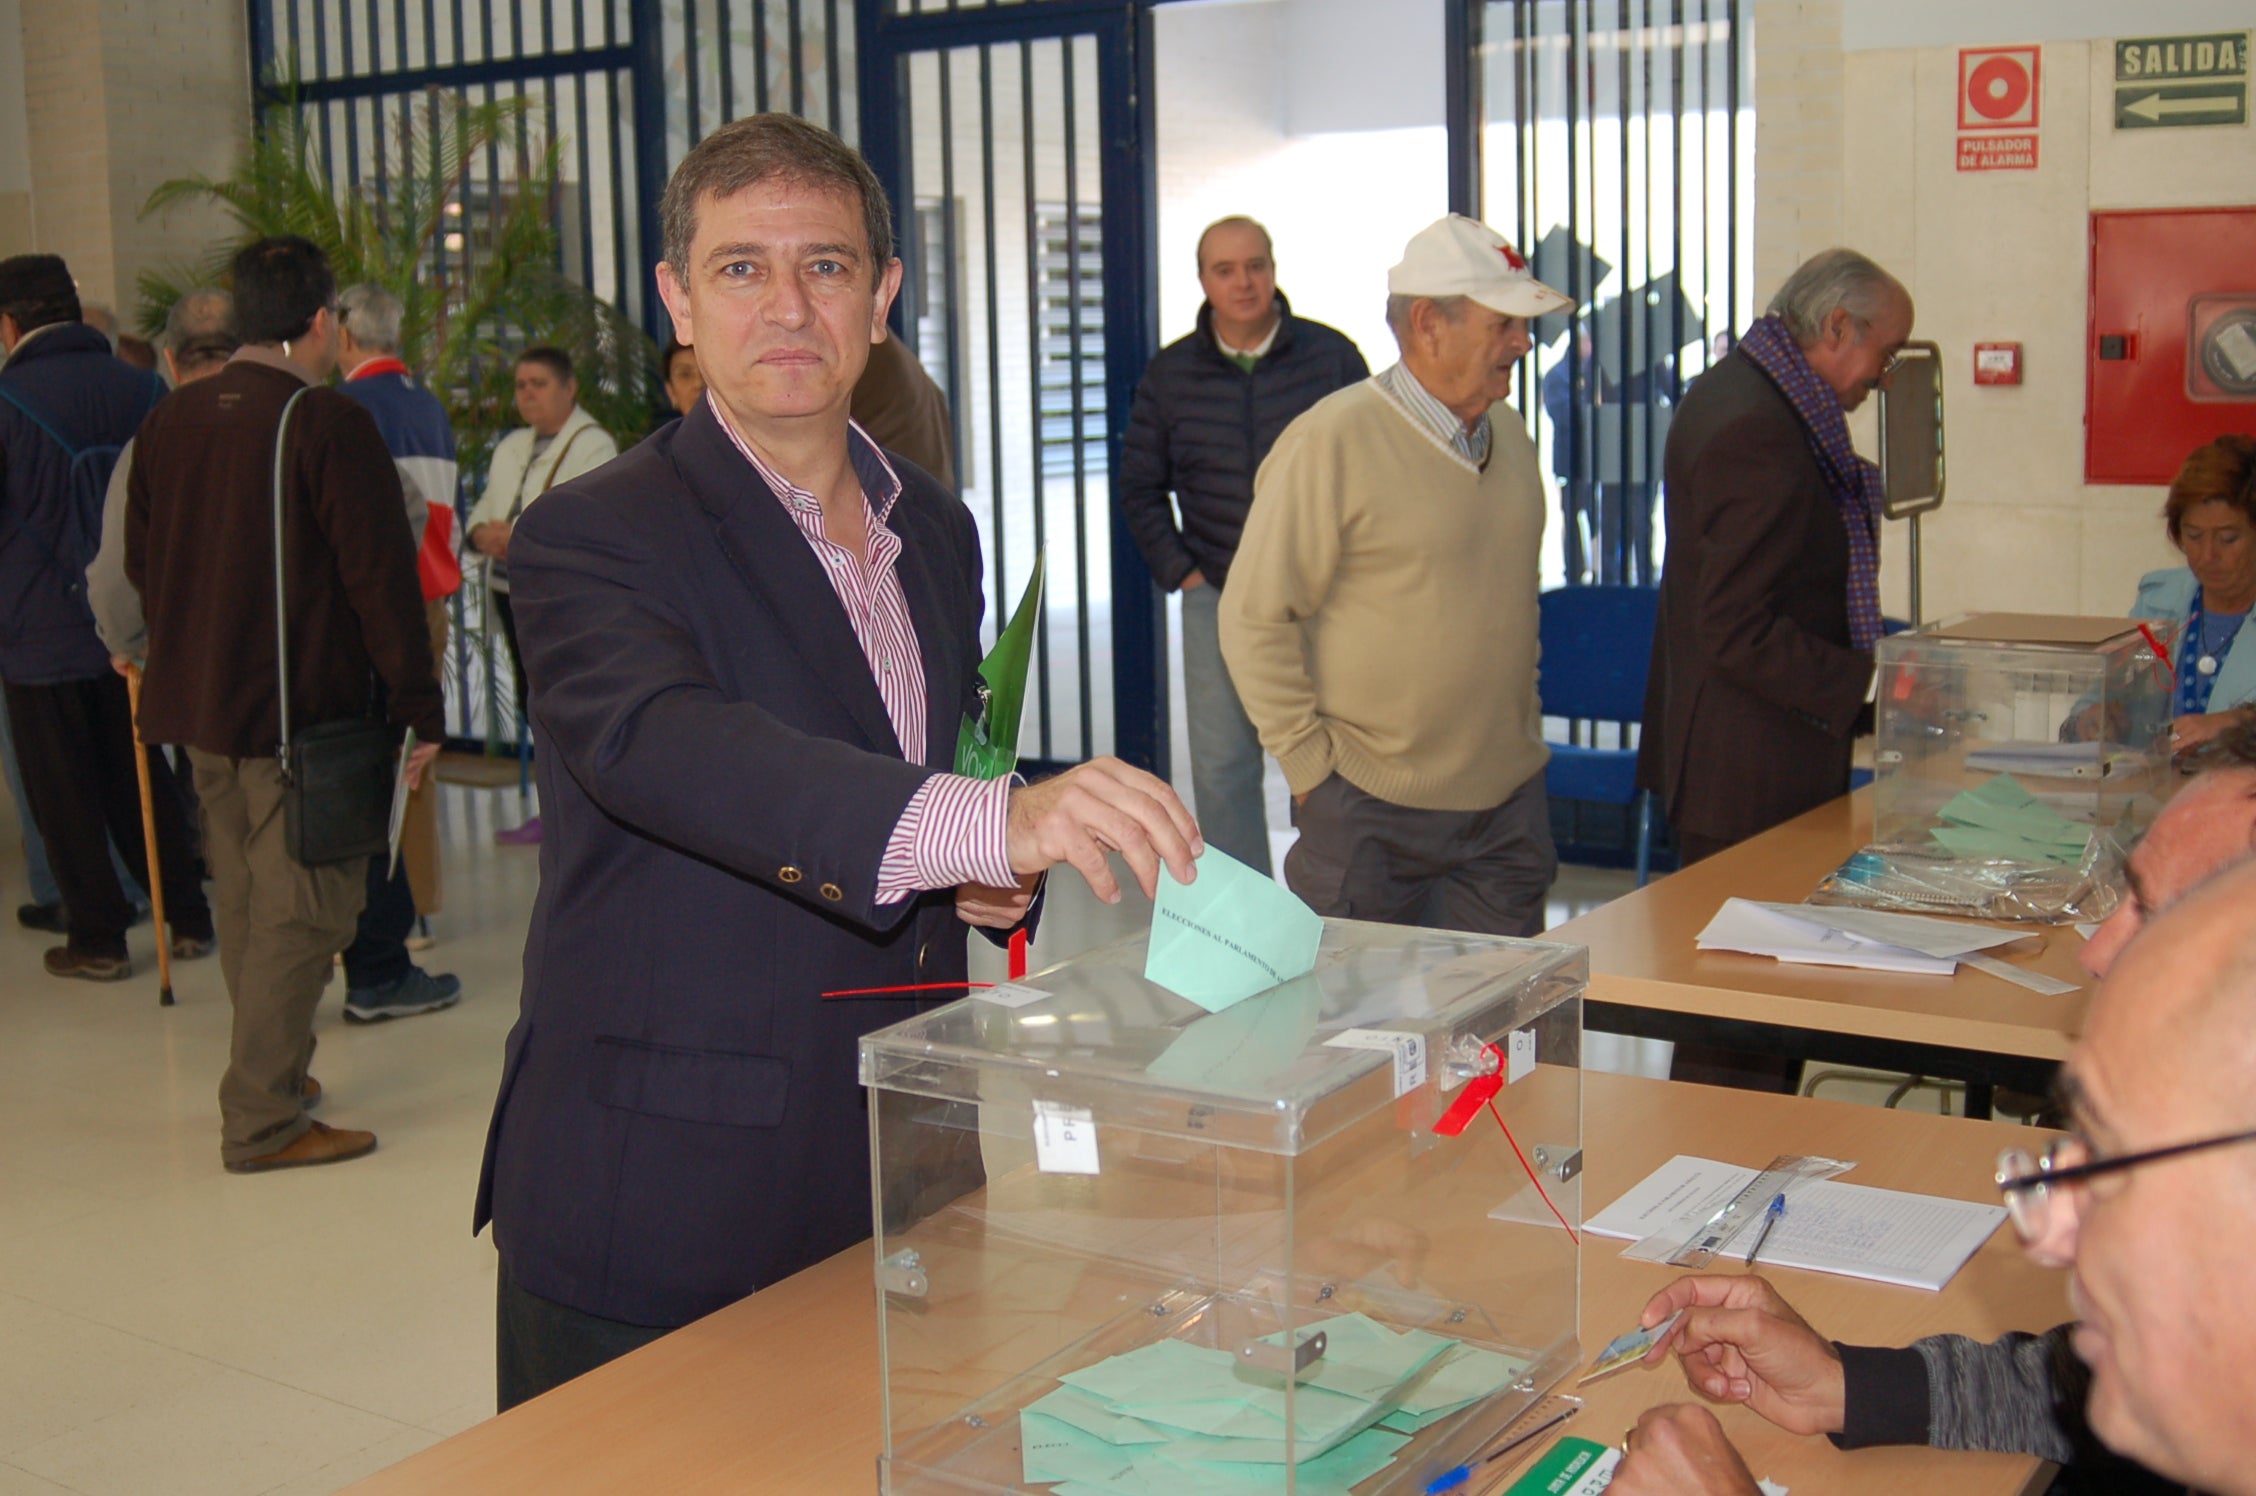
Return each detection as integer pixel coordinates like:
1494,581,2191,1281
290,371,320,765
253,0,1164,774
252,0,859,336
857,0,1163,775
1461,0,1754,589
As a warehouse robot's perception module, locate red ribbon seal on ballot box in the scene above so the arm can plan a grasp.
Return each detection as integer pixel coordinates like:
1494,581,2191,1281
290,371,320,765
1434,1042,1509,1137
1432,1040,1578,1241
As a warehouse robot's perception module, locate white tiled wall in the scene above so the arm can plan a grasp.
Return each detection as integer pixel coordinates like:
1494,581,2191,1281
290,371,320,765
1751,0,1849,292
16,0,246,311
1763,8,2252,624
0,0,31,257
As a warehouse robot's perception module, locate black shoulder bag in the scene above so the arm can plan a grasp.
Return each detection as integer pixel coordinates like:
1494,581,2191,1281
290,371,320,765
272,388,397,866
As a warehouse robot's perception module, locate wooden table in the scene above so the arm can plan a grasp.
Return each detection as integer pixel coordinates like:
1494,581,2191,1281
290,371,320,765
349,1073,2066,1495
1550,790,2091,1117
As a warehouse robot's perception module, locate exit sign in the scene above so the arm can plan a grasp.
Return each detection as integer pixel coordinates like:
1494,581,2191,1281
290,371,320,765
2115,31,2249,129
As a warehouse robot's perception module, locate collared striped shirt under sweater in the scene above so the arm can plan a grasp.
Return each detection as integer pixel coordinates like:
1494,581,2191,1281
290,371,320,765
1374,361,1492,470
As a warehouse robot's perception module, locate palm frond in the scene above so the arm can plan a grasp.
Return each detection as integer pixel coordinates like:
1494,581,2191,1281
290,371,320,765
134,81,659,493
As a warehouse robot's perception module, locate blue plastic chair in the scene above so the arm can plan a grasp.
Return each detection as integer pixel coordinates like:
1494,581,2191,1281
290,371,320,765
1538,586,1662,884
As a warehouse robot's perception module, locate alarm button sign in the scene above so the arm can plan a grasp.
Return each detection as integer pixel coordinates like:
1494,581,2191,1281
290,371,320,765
1961,47,2041,131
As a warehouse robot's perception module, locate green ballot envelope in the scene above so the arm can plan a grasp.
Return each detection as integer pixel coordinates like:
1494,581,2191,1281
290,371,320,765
1145,846,1325,1013
1503,1436,1621,1494
956,554,1046,780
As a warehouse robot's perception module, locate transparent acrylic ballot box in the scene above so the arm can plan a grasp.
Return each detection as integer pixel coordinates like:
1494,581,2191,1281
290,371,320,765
860,921,1585,1496
1873,612,2178,849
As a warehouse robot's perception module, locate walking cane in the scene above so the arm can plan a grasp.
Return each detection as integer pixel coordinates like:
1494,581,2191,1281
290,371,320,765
124,664,175,1007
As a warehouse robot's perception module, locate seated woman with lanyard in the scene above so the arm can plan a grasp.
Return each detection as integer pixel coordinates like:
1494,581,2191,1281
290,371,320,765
2134,436,2256,758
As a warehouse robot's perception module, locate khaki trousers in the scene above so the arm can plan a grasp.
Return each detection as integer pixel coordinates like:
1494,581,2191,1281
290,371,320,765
189,750,367,1164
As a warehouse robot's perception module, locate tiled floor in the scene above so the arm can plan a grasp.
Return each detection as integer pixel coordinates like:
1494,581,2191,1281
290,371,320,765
0,776,538,1495
0,756,1937,1495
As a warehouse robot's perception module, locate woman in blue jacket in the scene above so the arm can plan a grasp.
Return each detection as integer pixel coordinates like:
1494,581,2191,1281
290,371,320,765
2133,435,2256,756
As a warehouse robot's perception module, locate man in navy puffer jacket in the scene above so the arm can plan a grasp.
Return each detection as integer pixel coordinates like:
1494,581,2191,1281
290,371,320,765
1116,218,1366,876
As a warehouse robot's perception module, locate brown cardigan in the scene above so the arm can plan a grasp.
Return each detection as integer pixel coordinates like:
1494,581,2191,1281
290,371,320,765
125,357,444,759
1636,353,1876,848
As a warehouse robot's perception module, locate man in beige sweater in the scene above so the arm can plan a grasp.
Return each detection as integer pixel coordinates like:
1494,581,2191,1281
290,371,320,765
1220,216,1571,936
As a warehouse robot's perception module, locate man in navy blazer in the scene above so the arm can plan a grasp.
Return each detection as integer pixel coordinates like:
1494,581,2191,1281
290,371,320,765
476,113,1202,1409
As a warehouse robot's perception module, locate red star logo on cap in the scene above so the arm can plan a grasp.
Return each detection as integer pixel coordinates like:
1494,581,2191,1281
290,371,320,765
1497,241,1528,272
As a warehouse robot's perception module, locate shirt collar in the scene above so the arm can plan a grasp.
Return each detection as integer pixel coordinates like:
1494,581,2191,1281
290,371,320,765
535,403,591,440
1215,317,1281,362
0,320,80,372
702,390,906,524
345,356,412,382
228,344,318,386
1375,362,1491,470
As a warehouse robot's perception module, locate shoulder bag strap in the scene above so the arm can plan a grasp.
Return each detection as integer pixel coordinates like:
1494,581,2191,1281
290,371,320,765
0,381,95,577
537,425,595,497
0,380,76,451
0,384,86,580
273,386,311,775
504,423,596,525
0,378,158,579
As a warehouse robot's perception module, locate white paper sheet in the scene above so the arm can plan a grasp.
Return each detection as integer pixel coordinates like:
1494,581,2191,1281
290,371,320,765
1696,900,2075,992
1587,1155,2007,1291
1746,903,2034,960
1695,900,1956,975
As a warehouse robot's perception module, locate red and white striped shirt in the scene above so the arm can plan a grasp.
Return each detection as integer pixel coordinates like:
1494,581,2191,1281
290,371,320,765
707,394,1014,902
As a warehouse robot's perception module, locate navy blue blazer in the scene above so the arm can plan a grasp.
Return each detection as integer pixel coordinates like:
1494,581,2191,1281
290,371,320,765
475,399,994,1327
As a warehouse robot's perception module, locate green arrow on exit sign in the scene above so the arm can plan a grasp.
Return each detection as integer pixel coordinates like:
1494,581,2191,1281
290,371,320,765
2115,82,2248,128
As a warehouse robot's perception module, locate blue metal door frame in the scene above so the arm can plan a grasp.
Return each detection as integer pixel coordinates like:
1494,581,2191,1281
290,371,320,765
855,0,1165,779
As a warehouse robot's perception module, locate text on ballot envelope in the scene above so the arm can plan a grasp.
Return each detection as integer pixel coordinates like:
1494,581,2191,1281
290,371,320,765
1145,846,1325,1012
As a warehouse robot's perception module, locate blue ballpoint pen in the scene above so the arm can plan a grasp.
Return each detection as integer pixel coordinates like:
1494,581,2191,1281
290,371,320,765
1744,1192,1787,1266
1421,1401,1581,1493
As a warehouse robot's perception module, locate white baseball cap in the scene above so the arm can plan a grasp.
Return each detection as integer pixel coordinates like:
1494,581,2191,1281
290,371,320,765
1388,215,1575,319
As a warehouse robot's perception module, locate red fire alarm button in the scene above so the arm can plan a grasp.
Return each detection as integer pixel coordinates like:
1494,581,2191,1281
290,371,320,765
1974,342,2023,385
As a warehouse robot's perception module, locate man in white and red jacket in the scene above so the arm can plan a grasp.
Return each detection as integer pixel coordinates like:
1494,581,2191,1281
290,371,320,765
333,282,464,1025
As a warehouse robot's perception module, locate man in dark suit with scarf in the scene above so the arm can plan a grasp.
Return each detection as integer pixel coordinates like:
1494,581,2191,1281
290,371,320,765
1638,248,1913,865
1638,248,1911,1092
474,113,1202,1409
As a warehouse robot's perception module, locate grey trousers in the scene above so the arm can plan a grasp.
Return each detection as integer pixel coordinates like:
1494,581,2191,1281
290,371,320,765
190,750,366,1164
1178,582,1273,877
1284,772,1557,937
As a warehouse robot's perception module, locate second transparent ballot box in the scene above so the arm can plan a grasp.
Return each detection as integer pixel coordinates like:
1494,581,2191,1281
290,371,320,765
1872,612,2177,850
860,920,1586,1495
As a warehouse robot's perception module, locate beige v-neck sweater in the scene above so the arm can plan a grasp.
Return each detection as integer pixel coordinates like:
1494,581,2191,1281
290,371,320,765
1219,379,1549,812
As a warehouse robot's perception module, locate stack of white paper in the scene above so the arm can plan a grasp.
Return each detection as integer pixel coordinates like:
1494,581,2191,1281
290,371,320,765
1695,898,2079,995
1587,1155,2007,1291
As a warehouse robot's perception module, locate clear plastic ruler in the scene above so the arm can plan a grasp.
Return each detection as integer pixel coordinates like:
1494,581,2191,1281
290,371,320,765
1628,1154,1853,1268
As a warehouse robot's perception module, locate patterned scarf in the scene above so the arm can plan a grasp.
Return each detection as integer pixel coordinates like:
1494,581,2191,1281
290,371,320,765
1737,314,1886,652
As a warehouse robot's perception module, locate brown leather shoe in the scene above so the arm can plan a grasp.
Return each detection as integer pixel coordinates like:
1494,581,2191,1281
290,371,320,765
224,1121,377,1174
302,1076,323,1109
44,947,131,982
